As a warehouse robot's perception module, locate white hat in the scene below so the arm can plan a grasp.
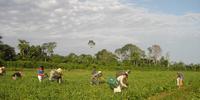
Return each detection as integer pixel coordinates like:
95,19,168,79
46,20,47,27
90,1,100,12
56,68,62,73
98,71,102,74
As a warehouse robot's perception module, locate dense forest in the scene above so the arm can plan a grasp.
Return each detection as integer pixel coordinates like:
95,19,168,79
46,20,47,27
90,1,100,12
0,36,199,71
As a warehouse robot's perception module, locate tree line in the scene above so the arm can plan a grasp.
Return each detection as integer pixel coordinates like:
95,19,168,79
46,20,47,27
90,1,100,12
0,36,199,71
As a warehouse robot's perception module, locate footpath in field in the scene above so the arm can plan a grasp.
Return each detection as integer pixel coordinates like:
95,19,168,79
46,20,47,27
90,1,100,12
148,90,176,100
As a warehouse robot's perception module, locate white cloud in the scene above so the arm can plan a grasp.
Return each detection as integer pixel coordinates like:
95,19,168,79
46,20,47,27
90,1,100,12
35,0,57,9
0,0,200,63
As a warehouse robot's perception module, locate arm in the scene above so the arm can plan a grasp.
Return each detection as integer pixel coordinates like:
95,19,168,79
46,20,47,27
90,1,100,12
119,76,127,88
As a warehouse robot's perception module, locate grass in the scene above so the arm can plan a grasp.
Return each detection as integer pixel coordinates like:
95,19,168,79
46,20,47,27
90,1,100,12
0,69,200,100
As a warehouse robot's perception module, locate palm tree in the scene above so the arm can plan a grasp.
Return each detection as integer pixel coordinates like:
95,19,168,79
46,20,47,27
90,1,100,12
18,39,30,60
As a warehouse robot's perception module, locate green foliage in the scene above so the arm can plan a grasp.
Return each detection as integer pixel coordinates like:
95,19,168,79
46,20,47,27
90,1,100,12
0,35,16,65
0,44,16,61
77,54,94,66
17,39,30,60
115,44,145,67
169,62,186,71
0,36,16,62
0,59,4,66
96,49,118,66
4,60,200,71
0,37,199,71
42,42,57,57
17,40,57,61
115,44,145,60
0,36,2,43
51,54,65,63
63,53,79,63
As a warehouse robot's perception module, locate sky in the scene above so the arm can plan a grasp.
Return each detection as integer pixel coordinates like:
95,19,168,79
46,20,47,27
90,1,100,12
0,0,200,64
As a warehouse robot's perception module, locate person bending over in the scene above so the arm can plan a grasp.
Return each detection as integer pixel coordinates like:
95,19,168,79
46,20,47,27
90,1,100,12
91,71,104,85
12,71,22,80
37,66,44,82
114,71,129,93
177,72,184,88
49,68,63,84
0,66,6,76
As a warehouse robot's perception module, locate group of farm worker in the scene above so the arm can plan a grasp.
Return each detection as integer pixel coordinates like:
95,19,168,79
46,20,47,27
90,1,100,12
90,68,184,93
0,65,23,80
1,65,184,93
37,65,63,83
0,65,63,83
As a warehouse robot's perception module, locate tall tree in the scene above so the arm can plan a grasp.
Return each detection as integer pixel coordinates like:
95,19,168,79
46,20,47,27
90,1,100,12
0,44,16,61
0,36,16,61
115,48,123,61
64,53,78,63
42,42,56,61
165,52,170,67
148,44,162,63
42,42,56,57
96,49,118,65
115,44,145,63
51,54,65,63
18,39,30,60
0,36,2,44
77,54,94,66
28,45,44,61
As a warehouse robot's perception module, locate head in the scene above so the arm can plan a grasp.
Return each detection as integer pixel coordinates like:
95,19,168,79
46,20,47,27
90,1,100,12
97,71,102,77
177,72,182,77
125,70,131,74
123,73,128,78
56,68,62,74
0,66,5,69
98,71,102,74
40,66,44,70
18,71,23,76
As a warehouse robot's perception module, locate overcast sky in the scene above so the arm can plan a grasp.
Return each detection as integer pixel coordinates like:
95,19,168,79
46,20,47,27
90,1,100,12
0,0,200,64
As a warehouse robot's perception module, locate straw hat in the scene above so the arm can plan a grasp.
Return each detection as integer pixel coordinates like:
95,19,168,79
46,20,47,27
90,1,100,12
98,71,102,74
56,68,62,73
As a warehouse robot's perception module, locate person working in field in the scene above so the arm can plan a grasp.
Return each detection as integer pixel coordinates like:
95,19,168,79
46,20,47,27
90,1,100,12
0,66,6,76
177,72,184,88
91,71,104,85
12,71,22,80
108,70,130,93
49,68,63,84
37,66,44,82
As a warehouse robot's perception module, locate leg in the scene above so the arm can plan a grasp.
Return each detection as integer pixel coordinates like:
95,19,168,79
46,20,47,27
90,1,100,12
38,76,42,82
58,78,62,84
114,85,121,93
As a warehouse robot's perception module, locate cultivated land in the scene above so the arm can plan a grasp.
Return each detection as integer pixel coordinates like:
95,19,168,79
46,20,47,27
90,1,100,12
0,69,199,100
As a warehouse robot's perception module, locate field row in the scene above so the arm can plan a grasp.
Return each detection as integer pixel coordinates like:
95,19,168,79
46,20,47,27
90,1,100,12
0,70,200,100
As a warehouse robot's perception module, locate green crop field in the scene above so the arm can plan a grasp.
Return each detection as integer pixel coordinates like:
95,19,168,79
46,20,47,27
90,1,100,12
0,69,200,100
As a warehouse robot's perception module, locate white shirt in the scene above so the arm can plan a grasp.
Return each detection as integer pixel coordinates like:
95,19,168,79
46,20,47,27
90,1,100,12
117,75,127,88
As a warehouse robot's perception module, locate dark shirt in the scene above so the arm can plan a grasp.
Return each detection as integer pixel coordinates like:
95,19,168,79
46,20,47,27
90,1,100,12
12,72,22,77
177,73,184,80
